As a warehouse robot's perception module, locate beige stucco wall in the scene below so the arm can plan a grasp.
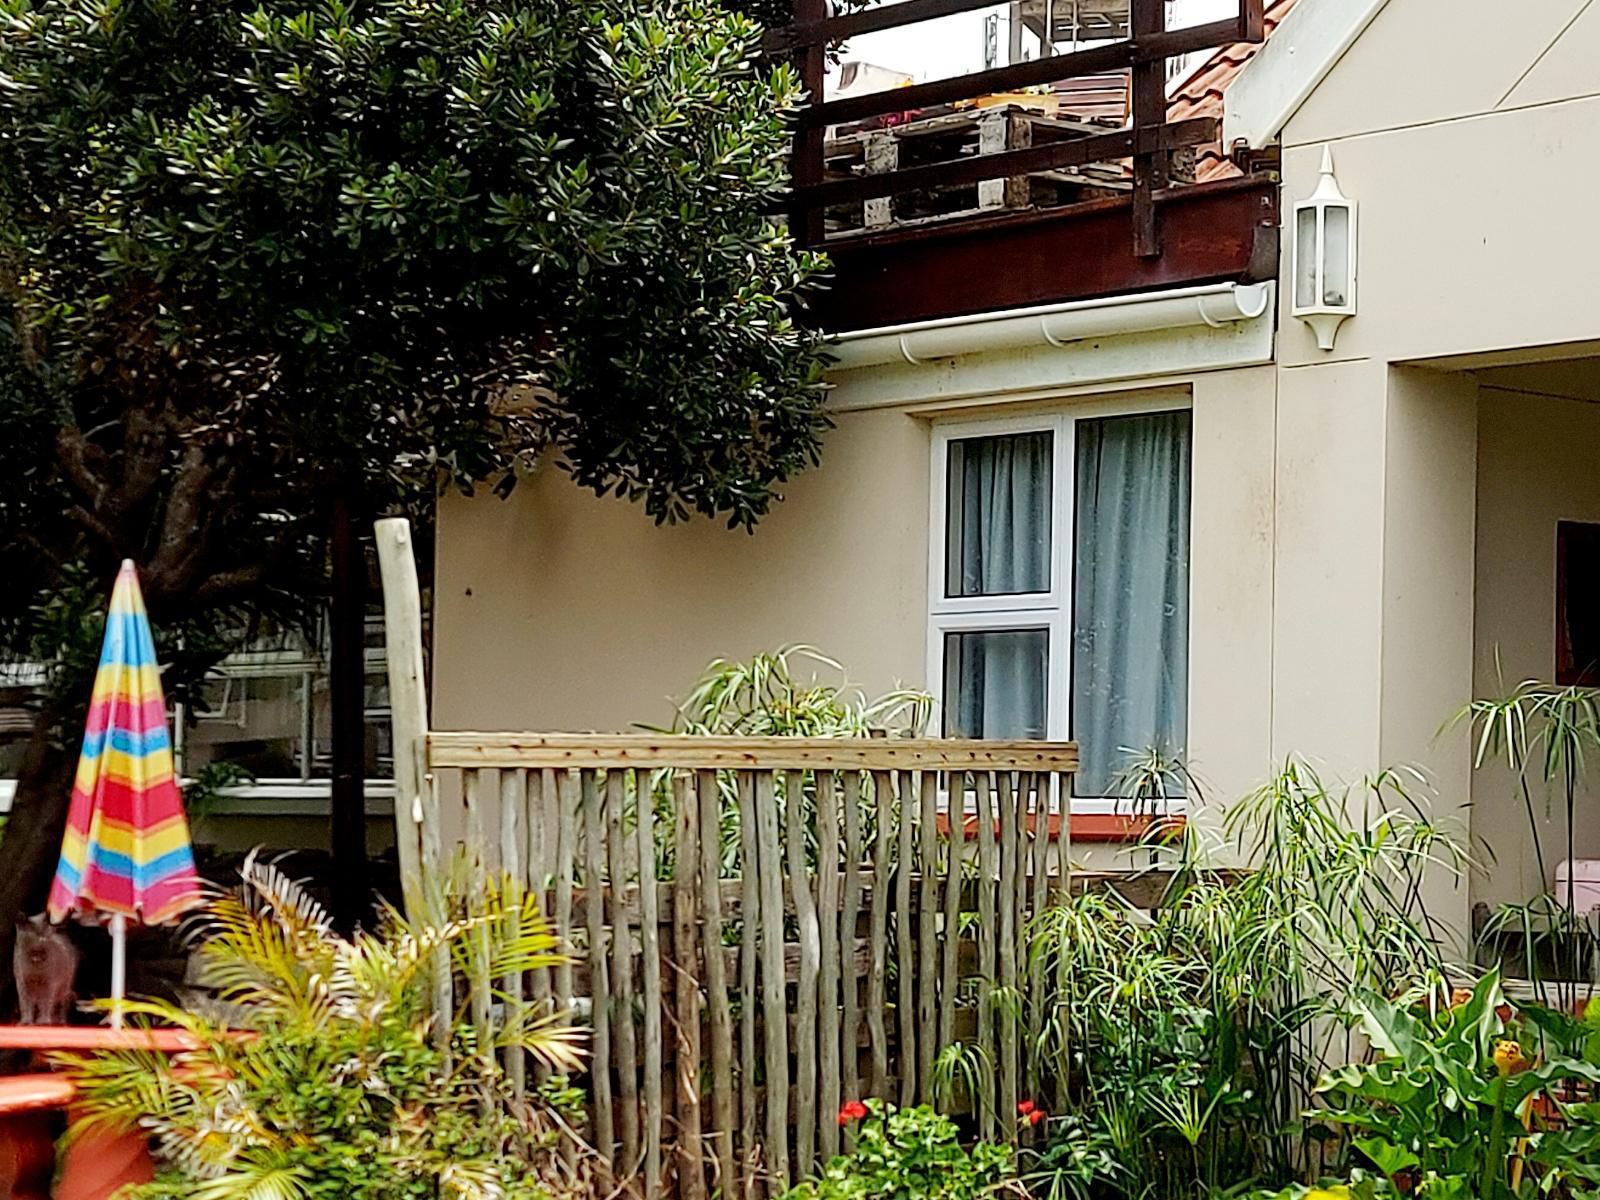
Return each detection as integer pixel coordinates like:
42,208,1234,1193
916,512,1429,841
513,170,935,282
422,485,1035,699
1471,387,1600,909
1277,0,1600,369
432,366,1281,864
1259,0,1600,925
433,401,931,735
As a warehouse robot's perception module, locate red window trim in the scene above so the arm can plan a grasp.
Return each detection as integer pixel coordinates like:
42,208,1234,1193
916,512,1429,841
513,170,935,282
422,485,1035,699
936,812,1185,843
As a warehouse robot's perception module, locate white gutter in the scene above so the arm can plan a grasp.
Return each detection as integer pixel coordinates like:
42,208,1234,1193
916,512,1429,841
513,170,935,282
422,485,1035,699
827,282,1272,371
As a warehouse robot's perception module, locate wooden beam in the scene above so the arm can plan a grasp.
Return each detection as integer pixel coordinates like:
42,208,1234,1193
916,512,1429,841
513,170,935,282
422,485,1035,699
794,118,1215,209
1239,0,1267,42
1131,0,1168,256
815,175,1278,330
803,19,1251,129
762,0,1002,53
790,0,827,247
427,733,1081,773
374,517,434,914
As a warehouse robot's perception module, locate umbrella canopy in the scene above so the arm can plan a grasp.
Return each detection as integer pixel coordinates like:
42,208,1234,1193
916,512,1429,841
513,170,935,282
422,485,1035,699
47,561,203,927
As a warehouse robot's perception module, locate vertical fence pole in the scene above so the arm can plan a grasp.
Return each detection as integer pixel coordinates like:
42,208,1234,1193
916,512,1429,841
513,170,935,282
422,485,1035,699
373,518,450,1046
916,770,939,1102
373,517,433,914
638,770,664,1200
841,771,865,1132
976,772,997,1139
674,772,706,1200
894,772,916,1107
816,771,842,1161
787,769,821,1178
755,770,791,1196
737,772,761,1200
582,770,616,1175
698,769,736,1196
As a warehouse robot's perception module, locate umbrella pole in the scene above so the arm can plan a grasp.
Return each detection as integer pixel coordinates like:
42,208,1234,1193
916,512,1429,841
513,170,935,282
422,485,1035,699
109,913,126,1029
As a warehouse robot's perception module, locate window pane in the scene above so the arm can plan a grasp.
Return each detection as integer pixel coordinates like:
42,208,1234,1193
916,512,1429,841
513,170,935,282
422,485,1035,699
1322,206,1351,307
1071,411,1191,796
945,431,1053,597
186,668,318,781
1558,522,1600,686
1294,207,1318,308
943,629,1048,739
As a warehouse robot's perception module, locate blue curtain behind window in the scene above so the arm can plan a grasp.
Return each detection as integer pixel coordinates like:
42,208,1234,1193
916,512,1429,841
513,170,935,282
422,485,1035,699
1071,412,1191,796
943,431,1053,738
946,432,1053,597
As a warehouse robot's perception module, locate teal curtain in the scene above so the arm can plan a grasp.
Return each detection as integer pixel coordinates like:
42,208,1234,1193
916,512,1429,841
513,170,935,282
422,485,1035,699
1071,412,1191,796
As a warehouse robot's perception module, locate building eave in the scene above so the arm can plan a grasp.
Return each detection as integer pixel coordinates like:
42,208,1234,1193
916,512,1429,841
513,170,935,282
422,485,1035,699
826,282,1277,411
1223,0,1391,151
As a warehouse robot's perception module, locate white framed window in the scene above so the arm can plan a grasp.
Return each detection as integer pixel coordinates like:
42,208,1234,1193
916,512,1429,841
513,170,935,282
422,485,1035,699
927,397,1192,807
0,618,399,818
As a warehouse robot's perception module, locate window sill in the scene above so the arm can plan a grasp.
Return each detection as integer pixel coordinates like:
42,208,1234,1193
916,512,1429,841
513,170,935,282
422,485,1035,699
1072,813,1184,843
938,812,1185,843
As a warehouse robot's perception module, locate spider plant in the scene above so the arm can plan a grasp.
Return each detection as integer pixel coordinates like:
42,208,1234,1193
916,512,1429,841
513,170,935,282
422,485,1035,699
1456,678,1600,1001
58,854,586,1200
643,646,932,878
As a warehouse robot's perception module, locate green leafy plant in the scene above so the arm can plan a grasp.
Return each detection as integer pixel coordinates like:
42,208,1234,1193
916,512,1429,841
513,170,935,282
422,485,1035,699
58,855,586,1200
1312,970,1600,1200
789,1100,1018,1200
180,760,257,820
1009,758,1469,1200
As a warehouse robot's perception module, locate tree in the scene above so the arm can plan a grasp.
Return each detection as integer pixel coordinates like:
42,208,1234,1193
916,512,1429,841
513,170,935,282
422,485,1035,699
0,0,829,986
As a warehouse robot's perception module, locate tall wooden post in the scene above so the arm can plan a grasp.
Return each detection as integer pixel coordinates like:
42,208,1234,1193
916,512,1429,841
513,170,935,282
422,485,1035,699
1130,0,1169,258
329,493,370,933
374,517,434,905
788,0,827,248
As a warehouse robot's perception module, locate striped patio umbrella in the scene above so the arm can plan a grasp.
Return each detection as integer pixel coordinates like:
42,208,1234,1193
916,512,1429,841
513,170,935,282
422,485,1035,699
47,560,203,1025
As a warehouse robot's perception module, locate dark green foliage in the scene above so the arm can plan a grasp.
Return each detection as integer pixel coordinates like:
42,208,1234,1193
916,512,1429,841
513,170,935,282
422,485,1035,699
0,0,829,689
0,0,827,536
0,0,829,947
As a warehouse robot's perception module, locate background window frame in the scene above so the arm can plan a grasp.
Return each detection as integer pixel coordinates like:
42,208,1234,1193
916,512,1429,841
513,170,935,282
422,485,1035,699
926,395,1193,812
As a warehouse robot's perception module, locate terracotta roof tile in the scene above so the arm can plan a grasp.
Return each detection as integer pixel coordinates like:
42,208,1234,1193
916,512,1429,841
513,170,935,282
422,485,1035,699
1169,0,1297,181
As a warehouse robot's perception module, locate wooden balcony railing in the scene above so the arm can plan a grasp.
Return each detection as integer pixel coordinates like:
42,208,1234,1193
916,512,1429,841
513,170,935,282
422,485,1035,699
766,0,1266,253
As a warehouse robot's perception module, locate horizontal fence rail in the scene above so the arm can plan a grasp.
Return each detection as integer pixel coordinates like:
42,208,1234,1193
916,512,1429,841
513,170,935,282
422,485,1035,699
424,735,1083,1200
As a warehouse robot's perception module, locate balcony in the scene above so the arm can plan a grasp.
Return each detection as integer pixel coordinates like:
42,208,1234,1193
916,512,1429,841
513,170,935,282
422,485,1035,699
768,0,1278,331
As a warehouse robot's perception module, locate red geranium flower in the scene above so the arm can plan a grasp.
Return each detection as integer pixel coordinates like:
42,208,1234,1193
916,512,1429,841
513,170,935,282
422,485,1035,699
1017,1100,1036,1115
1028,1109,1047,1127
837,1100,869,1125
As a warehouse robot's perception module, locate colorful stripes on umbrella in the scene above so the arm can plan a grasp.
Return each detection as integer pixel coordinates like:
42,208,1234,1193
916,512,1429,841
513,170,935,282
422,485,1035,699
47,561,203,926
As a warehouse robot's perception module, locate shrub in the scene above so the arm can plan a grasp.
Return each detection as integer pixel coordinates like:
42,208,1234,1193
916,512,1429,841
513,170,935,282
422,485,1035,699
57,856,586,1200
1308,970,1600,1200
789,1100,1018,1200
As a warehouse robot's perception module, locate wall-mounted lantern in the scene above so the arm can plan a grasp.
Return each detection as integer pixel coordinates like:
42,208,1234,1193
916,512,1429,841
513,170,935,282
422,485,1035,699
1291,146,1357,351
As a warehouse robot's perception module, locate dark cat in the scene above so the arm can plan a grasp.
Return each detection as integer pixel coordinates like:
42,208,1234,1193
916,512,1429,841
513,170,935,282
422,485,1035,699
14,914,79,1025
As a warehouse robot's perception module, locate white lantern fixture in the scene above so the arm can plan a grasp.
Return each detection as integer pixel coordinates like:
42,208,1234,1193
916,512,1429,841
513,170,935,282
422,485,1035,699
1291,145,1357,351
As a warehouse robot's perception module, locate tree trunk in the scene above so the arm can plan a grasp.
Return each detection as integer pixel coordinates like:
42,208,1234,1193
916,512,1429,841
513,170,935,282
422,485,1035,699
329,493,370,935
0,711,80,1015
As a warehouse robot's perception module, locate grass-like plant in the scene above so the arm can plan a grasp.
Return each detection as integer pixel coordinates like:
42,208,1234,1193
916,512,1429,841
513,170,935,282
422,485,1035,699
1456,679,1600,997
1013,758,1470,1200
646,646,933,878
57,855,586,1200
